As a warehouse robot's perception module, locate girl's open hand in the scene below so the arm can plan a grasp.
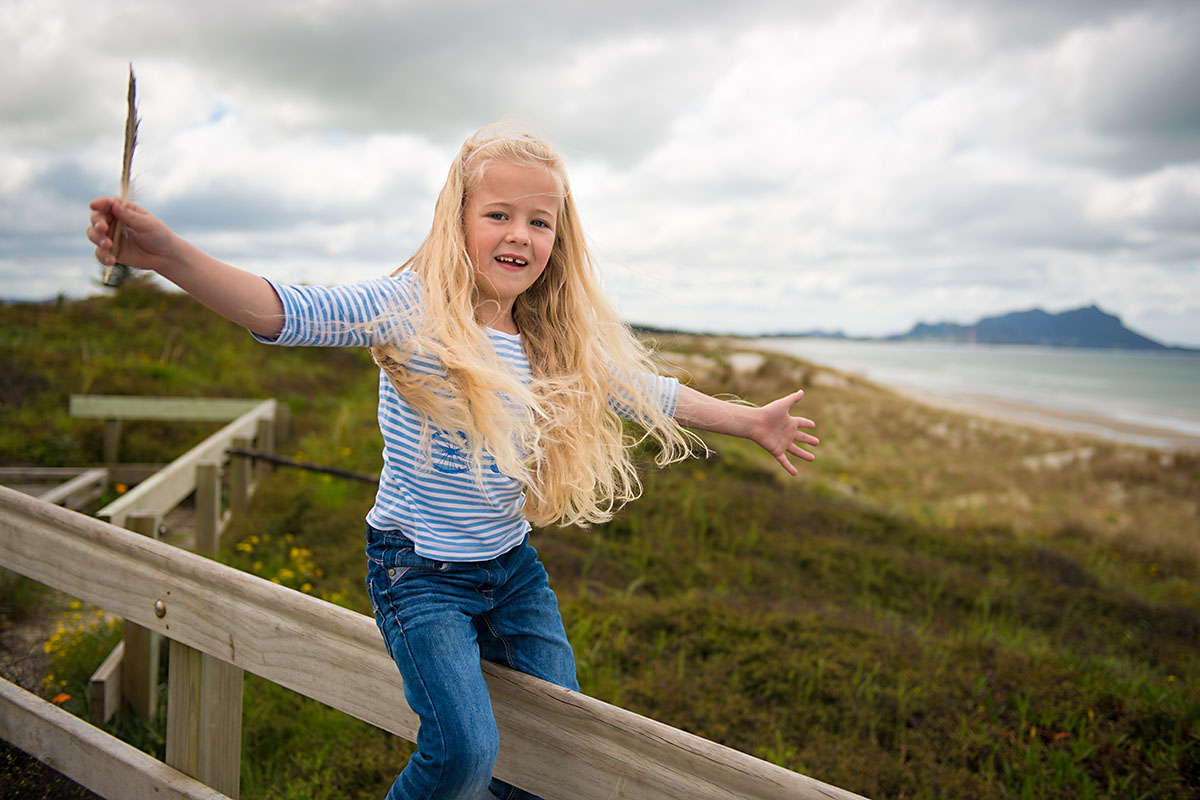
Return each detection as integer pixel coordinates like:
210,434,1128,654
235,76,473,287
87,197,176,273
749,389,818,475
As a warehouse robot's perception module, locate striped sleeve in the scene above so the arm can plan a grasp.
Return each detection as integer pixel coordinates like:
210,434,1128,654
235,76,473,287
251,275,417,348
607,372,680,423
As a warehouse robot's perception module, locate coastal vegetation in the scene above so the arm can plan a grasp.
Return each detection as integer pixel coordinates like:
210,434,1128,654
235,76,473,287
2,280,1197,798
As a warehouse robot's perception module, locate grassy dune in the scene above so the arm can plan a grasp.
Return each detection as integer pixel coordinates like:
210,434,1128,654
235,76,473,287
2,283,1196,798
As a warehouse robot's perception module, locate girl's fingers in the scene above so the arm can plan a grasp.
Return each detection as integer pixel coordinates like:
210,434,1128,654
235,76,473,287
87,220,110,251
779,389,805,409
87,198,125,258
788,444,816,462
89,218,108,243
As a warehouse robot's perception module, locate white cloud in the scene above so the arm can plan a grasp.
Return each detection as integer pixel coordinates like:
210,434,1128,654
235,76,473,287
1,0,1198,346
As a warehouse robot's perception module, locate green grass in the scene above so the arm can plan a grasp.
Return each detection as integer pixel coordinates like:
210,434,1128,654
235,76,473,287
545,466,1199,798
2,286,1197,798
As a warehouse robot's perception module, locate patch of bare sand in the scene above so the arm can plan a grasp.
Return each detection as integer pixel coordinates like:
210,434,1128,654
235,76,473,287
885,386,1200,453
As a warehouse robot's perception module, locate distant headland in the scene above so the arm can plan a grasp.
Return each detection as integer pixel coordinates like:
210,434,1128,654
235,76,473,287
753,305,1195,351
886,305,1168,349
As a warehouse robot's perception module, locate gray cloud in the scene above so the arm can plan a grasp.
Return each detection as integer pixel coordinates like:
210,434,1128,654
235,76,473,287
2,0,1198,346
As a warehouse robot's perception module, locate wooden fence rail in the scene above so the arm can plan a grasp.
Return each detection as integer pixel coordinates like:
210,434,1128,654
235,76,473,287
0,679,229,800
0,467,108,510
0,485,866,800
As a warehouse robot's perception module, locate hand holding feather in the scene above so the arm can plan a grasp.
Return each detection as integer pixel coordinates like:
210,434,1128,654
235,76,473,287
88,197,177,273
86,196,285,338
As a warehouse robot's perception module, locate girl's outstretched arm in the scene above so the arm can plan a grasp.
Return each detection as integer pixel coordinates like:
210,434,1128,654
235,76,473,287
88,197,285,339
674,385,818,476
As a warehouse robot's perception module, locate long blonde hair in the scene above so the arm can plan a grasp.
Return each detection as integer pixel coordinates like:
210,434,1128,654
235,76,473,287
370,125,697,527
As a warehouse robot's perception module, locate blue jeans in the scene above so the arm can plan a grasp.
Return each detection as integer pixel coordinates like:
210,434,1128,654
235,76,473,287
365,525,578,800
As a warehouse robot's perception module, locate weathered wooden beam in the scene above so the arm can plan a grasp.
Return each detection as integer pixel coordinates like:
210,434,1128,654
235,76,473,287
0,467,92,481
37,468,108,510
0,465,159,488
0,486,866,800
194,462,221,558
69,395,266,422
0,677,231,800
88,639,124,727
166,640,242,799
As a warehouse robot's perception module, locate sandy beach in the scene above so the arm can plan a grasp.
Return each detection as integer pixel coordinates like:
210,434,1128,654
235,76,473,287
888,385,1200,453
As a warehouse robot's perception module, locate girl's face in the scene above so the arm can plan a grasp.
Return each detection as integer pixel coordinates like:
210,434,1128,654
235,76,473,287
464,161,560,332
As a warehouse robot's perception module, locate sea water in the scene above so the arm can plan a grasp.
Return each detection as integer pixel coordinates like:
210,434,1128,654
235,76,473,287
756,339,1200,448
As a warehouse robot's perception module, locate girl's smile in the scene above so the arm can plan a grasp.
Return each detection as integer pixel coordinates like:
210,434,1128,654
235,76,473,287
464,161,560,333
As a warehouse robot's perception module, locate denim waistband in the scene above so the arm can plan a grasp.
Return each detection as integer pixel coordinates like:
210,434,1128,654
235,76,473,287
366,523,528,565
367,523,416,549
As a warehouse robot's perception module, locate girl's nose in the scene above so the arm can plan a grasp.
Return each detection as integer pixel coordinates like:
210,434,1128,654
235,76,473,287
505,224,529,245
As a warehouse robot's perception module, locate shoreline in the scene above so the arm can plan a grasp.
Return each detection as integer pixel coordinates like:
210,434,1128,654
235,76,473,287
882,383,1200,453
747,338,1200,453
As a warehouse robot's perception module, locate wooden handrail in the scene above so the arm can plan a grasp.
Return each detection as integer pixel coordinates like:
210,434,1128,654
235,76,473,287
69,395,267,422
36,468,108,509
0,485,866,800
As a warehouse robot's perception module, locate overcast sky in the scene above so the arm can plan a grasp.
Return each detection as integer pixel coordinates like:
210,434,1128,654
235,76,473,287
3,0,1198,345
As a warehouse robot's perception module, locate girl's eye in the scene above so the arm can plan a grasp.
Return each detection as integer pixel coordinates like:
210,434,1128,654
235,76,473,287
531,219,549,229
488,212,506,221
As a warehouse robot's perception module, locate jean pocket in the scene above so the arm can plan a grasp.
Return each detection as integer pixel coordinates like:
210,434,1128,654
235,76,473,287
384,564,411,587
385,549,450,587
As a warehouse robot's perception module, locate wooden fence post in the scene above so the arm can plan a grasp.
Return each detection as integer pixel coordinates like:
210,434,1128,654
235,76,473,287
166,640,242,799
123,513,163,722
194,462,220,558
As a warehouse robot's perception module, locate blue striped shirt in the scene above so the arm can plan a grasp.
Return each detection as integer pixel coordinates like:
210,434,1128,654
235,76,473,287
253,273,679,560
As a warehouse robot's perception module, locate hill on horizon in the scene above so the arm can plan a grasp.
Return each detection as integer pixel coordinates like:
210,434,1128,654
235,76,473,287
888,304,1167,349
696,305,1182,349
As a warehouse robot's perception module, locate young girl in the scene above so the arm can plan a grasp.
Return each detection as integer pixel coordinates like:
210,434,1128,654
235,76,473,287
88,125,818,800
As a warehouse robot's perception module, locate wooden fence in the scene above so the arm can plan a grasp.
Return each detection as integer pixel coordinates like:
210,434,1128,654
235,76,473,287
0,467,109,510
71,396,283,739
0,484,867,800
82,395,282,535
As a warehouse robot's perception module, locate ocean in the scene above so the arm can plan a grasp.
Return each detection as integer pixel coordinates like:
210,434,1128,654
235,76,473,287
755,338,1200,450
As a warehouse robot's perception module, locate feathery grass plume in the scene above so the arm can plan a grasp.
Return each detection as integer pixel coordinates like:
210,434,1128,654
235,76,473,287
103,64,139,287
